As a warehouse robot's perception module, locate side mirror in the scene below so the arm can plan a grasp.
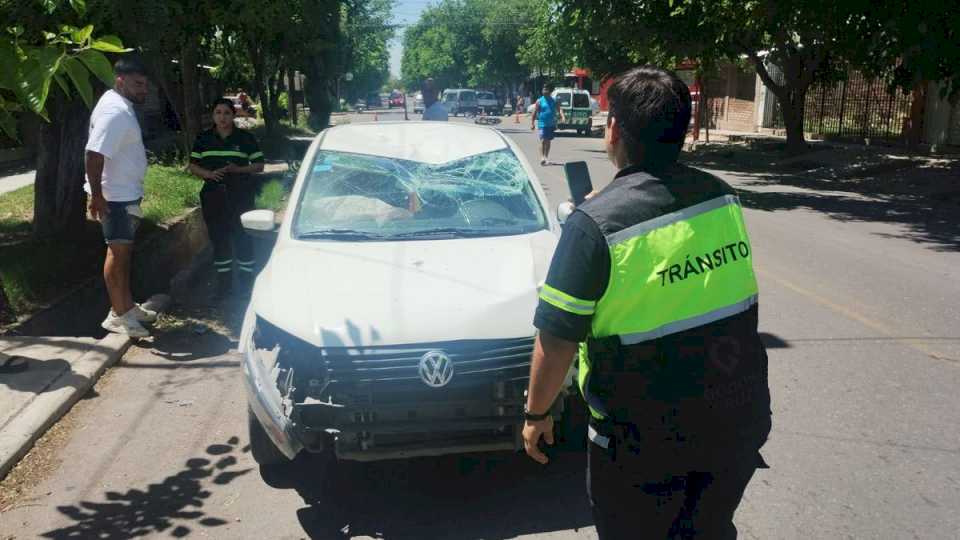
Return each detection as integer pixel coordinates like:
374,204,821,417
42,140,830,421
557,202,575,224
241,210,277,237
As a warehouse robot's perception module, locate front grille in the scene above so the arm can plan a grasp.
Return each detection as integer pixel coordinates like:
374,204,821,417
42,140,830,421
320,337,534,384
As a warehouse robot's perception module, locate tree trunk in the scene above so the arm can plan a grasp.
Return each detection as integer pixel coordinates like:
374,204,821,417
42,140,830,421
180,38,203,153
780,88,808,155
288,70,299,125
305,71,332,131
33,92,89,240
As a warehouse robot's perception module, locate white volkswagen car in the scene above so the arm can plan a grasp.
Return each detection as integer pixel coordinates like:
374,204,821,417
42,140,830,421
238,122,568,465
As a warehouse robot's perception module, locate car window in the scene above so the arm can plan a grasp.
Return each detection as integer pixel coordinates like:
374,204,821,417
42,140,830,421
293,149,547,240
461,91,477,103
478,92,494,100
443,93,456,102
573,93,590,108
555,93,572,107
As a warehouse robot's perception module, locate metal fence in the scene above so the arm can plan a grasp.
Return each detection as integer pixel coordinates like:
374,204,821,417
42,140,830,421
771,70,914,141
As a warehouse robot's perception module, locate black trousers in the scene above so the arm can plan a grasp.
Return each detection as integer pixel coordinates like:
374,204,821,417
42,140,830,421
200,181,256,276
587,427,769,540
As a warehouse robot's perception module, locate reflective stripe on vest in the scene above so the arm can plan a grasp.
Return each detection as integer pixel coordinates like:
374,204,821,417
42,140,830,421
579,194,759,420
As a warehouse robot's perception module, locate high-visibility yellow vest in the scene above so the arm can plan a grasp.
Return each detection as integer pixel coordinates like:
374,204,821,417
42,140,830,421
541,193,760,421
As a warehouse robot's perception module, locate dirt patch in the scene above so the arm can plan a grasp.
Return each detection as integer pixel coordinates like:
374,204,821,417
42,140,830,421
0,366,118,515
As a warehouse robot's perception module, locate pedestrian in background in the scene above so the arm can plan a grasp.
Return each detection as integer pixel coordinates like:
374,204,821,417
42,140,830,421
420,78,448,121
522,66,771,539
85,56,157,338
187,98,265,298
531,83,565,165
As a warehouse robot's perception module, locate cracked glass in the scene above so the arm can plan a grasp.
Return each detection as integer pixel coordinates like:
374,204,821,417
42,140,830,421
292,148,547,240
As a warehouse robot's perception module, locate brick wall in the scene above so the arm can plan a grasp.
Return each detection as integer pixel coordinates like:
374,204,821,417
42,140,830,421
697,63,759,132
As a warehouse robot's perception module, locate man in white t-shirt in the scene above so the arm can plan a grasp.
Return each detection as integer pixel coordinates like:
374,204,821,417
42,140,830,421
84,56,156,338
420,79,448,121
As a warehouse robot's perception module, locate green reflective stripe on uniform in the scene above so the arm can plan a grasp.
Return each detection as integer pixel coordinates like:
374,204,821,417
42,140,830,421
607,195,738,246
214,259,233,266
539,284,596,316
592,199,758,342
197,150,249,159
248,151,264,160
216,267,232,273
620,294,758,344
190,152,203,159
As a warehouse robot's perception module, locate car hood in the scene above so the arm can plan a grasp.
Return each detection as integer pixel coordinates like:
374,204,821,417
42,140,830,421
252,230,558,347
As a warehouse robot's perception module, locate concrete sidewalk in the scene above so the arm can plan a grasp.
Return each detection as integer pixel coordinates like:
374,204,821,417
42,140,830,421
0,335,132,480
0,295,169,480
0,169,34,196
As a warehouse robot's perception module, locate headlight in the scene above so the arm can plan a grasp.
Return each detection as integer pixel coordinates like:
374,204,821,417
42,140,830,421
253,316,328,398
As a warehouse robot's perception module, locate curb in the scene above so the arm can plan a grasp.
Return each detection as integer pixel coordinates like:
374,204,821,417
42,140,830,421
0,294,169,480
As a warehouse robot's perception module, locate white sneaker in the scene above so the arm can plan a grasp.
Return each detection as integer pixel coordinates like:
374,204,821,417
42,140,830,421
107,303,158,324
101,310,150,338
132,303,158,323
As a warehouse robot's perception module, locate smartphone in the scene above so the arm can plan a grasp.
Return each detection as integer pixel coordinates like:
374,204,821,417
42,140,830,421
563,161,594,205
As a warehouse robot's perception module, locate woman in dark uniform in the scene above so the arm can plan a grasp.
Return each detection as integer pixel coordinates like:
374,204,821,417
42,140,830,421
187,98,265,297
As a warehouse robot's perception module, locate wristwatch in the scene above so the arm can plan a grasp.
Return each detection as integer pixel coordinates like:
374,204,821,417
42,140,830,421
523,404,551,422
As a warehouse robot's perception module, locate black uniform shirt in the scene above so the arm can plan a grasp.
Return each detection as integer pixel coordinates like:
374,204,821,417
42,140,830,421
190,128,264,172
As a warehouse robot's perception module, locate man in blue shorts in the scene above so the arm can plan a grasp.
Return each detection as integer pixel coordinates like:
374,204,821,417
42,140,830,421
84,56,156,337
531,83,566,165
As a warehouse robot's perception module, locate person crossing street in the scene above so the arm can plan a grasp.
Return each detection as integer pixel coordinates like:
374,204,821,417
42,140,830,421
531,83,565,165
522,66,771,539
188,98,265,298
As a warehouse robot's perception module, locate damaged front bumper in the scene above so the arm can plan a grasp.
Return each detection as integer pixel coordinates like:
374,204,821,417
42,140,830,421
242,329,539,462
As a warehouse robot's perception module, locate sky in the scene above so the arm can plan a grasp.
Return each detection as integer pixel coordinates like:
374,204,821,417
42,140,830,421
388,0,431,78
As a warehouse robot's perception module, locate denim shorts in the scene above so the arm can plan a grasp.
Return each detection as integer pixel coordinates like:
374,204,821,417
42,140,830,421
101,199,142,244
538,125,556,140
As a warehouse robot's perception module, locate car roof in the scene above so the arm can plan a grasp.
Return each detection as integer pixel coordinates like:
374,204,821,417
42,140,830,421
319,122,509,164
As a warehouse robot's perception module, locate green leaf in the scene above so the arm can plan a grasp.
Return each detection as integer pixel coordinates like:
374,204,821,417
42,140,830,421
14,47,63,118
0,39,17,90
0,107,18,141
53,72,71,96
90,35,128,53
70,0,87,16
72,25,94,45
77,49,114,87
62,57,93,108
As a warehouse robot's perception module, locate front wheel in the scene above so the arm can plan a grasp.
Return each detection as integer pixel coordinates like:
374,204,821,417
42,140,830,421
248,407,291,466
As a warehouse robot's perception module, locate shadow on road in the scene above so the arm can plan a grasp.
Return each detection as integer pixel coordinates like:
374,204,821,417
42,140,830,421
40,437,252,539
737,189,960,252
261,449,594,539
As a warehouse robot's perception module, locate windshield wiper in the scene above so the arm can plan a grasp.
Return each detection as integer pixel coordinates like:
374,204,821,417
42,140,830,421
296,228,386,240
390,227,490,238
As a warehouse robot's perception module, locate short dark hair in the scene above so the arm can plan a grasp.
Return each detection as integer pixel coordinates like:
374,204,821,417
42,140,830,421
607,66,692,166
212,98,236,114
113,55,148,77
543,83,554,92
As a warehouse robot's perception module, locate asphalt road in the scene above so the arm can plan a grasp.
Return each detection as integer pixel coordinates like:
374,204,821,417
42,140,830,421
2,108,959,539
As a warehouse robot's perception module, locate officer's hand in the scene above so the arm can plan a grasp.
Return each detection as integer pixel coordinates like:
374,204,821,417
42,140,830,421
522,417,554,464
207,168,225,181
89,194,109,221
222,163,239,173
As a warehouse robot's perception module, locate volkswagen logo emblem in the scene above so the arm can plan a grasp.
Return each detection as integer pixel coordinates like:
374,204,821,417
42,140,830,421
419,350,454,388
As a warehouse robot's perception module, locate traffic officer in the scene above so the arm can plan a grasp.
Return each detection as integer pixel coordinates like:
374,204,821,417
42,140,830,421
187,98,265,297
522,66,771,539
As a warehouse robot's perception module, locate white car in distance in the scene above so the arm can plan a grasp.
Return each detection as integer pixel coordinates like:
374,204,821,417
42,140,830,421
239,121,573,466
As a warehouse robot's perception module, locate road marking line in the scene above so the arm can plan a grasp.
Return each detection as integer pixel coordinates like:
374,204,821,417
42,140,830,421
756,266,956,364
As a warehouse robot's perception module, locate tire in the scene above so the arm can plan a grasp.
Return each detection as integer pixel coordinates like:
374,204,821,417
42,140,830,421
248,407,291,466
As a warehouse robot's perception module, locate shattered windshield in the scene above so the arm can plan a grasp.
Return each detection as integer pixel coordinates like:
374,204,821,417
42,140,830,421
292,149,547,241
